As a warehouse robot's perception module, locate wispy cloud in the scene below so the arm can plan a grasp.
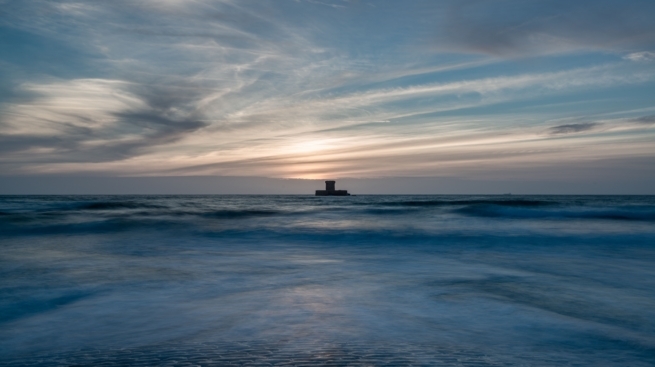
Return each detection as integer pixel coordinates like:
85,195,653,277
548,123,600,135
439,0,655,56
631,115,655,124
1,0,655,179
624,52,655,62
1,78,206,164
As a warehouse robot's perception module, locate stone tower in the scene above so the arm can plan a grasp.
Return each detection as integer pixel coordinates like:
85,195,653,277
315,180,350,196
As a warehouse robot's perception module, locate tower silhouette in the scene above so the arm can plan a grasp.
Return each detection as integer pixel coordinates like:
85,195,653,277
315,180,350,196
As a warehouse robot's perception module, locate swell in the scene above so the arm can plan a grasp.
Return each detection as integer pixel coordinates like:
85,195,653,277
0,208,288,235
0,217,188,236
371,199,555,208
203,209,281,218
2,197,655,238
456,205,655,221
74,201,168,210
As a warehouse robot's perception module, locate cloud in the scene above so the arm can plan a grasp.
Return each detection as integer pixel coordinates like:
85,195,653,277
0,79,207,165
547,123,600,135
624,52,655,62
2,59,653,176
540,114,655,138
631,115,655,124
302,0,348,9
2,0,655,178
439,0,655,56
212,63,655,137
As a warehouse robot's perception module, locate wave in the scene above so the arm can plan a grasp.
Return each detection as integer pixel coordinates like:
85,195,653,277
457,206,655,221
0,208,287,236
362,208,419,215
204,209,281,218
0,217,187,236
75,201,167,210
372,199,555,208
2,197,655,239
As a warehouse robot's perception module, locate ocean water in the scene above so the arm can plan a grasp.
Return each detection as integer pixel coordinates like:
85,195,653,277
1,195,655,366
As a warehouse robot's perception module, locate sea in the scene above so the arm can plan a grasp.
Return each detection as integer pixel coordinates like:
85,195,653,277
1,195,655,366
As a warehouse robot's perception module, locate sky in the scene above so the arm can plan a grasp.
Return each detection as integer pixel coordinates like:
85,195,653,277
1,0,655,193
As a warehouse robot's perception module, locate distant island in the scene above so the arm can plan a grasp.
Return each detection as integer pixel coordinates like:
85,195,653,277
315,180,350,196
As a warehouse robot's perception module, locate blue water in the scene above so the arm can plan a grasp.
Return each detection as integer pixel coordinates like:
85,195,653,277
1,195,655,366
